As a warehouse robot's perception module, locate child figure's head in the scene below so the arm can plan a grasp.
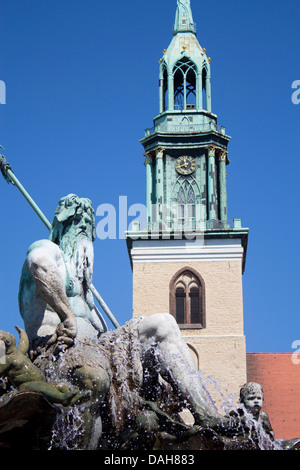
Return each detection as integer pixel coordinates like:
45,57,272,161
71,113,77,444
0,330,16,355
240,382,263,417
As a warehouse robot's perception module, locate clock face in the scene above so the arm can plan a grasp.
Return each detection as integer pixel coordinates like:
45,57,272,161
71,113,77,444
175,156,196,175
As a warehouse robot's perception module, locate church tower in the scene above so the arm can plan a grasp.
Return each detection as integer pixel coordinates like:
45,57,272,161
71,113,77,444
126,0,249,407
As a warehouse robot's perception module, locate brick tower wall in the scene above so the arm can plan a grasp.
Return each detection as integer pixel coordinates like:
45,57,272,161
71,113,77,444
247,353,300,440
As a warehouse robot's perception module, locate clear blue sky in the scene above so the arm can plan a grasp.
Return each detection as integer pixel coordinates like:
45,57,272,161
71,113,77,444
0,0,299,353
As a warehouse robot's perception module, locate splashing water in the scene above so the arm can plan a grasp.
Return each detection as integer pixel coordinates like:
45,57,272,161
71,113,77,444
151,347,284,450
48,405,85,450
35,327,288,450
201,375,283,450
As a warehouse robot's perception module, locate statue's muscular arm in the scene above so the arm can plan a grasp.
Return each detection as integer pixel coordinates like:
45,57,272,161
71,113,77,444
25,240,77,352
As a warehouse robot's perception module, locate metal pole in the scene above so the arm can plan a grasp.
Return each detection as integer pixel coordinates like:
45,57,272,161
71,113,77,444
89,284,120,328
0,153,120,328
2,164,52,230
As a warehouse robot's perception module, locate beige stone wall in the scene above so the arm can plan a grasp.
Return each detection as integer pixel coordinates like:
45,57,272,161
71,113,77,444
132,259,247,411
133,260,244,334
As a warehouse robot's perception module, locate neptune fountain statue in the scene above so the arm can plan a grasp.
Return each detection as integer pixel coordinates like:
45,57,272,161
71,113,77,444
1,191,300,450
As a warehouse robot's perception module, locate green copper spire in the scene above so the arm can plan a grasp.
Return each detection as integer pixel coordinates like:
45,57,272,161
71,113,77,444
139,0,238,238
157,0,211,115
174,0,196,35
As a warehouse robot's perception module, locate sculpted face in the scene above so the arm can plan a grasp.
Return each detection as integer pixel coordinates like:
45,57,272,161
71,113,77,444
50,194,96,246
0,330,16,353
240,383,263,417
243,391,263,416
47,195,96,287
68,211,94,241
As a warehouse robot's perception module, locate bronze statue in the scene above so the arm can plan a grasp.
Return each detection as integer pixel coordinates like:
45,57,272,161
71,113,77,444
16,194,230,446
1,194,299,450
0,326,86,406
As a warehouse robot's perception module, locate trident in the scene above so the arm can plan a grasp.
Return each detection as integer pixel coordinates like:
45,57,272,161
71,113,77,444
0,148,120,329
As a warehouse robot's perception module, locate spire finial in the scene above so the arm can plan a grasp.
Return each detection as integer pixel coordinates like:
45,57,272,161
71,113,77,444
174,0,196,35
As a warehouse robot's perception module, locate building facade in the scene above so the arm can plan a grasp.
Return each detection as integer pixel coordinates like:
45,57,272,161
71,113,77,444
126,0,249,409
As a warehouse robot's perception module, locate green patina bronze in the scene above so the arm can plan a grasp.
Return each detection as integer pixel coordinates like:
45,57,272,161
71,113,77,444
0,151,119,330
1,0,300,452
0,326,86,406
174,0,196,35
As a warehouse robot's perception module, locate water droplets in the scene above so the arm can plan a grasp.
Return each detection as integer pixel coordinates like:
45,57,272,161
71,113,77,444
49,406,85,450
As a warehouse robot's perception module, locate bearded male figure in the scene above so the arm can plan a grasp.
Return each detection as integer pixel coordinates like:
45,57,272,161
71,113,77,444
18,194,228,435
19,194,106,353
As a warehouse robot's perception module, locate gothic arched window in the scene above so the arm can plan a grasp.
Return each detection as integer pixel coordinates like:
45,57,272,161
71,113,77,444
173,179,196,230
187,186,195,225
173,57,197,110
162,64,168,112
202,67,207,110
177,186,185,227
169,268,205,328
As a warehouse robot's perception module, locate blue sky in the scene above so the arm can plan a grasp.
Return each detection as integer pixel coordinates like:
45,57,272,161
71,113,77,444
0,0,299,353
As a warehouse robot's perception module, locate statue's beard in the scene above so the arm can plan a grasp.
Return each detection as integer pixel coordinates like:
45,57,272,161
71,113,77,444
59,229,94,289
